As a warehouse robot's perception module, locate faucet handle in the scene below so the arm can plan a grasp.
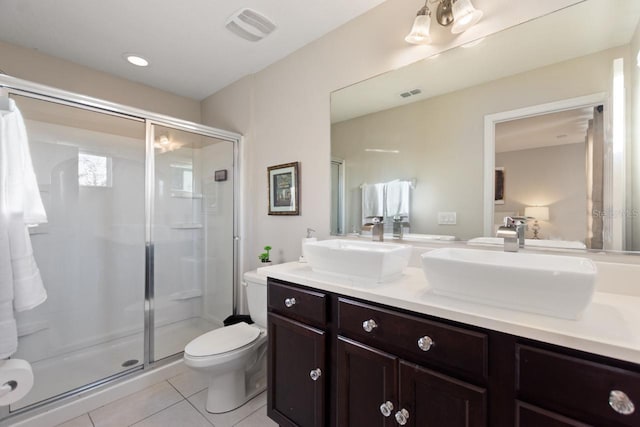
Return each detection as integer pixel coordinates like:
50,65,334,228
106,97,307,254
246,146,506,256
504,216,528,227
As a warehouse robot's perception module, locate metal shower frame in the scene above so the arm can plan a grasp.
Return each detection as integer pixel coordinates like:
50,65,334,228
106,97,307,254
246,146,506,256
0,74,242,423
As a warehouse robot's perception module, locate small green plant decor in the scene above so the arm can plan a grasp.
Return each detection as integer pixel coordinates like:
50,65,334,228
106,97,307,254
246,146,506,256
259,246,272,263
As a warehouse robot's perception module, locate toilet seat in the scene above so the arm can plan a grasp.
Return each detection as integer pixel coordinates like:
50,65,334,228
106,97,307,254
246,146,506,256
185,322,261,357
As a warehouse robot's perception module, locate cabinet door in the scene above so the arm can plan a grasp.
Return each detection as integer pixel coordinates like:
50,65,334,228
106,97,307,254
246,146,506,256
337,337,398,427
398,361,487,427
516,401,592,427
268,313,326,427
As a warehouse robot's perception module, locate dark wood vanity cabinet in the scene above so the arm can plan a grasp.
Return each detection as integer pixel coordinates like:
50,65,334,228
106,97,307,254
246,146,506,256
267,280,328,427
336,298,488,426
267,278,640,427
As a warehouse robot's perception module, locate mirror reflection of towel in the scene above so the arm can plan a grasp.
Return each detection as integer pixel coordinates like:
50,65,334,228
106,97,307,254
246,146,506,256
386,180,410,217
362,183,384,218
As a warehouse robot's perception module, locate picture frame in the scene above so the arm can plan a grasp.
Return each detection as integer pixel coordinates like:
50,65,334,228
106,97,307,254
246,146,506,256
494,167,505,205
214,169,227,182
268,162,300,215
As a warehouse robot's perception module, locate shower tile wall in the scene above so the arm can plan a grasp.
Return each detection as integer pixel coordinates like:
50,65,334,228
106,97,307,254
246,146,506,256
16,121,146,362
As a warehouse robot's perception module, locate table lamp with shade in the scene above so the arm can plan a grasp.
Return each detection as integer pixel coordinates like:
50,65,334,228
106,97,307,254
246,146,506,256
524,206,549,239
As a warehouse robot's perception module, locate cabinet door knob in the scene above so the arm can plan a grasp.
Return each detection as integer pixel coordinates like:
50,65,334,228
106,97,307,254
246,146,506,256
379,401,394,417
417,335,434,352
394,408,410,425
362,319,378,333
609,390,635,415
284,297,297,308
309,368,322,381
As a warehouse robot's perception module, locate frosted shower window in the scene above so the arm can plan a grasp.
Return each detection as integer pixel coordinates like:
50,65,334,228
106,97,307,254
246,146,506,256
78,152,112,187
171,162,193,193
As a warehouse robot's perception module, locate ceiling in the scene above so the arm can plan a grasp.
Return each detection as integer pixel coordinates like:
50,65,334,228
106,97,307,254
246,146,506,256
495,107,595,153
0,0,386,100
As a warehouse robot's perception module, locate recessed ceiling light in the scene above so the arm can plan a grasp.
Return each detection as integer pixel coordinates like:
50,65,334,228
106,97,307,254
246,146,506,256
124,54,149,67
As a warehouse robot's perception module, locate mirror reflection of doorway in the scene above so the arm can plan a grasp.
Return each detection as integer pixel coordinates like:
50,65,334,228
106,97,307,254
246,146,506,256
331,159,345,235
492,104,606,249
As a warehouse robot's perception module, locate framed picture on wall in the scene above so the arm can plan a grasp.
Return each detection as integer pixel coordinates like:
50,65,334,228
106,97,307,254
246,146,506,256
495,167,505,205
268,162,300,215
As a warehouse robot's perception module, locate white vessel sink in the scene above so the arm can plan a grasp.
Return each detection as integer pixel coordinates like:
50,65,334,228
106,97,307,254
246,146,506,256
304,239,412,283
420,248,597,319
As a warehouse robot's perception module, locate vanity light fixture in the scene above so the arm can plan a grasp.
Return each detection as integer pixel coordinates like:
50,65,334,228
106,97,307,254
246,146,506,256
405,0,483,45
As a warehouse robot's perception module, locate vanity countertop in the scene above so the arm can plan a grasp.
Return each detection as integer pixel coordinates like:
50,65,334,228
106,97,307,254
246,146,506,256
258,261,640,365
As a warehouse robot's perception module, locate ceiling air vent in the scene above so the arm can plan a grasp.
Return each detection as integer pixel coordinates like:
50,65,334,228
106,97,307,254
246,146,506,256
400,88,422,99
225,8,277,42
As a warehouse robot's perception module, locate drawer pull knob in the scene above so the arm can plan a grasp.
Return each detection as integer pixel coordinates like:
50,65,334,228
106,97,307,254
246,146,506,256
379,401,394,417
284,297,297,308
395,408,410,425
362,319,378,333
417,335,434,352
309,368,322,381
609,390,635,415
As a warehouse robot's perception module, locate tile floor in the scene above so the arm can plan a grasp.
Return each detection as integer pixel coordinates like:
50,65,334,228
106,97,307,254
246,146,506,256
54,370,278,427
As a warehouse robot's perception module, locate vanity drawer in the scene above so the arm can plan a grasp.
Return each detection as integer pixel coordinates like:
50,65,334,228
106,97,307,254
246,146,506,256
268,279,327,327
517,345,640,426
338,298,488,382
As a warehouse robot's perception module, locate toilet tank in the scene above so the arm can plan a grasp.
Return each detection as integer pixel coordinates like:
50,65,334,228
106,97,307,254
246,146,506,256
244,270,267,327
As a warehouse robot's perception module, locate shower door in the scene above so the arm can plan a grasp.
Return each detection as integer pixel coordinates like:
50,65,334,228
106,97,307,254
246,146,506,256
11,95,146,410
150,124,235,361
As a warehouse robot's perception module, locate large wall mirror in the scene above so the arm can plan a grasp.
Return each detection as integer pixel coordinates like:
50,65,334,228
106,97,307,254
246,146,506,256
330,0,640,252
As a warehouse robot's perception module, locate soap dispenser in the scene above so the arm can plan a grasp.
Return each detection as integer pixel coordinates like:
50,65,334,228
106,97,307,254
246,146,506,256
299,228,316,263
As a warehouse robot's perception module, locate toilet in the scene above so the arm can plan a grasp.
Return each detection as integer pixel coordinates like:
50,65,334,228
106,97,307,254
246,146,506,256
183,271,268,413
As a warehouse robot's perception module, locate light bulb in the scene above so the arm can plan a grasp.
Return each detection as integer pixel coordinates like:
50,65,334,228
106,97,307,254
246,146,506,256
405,13,432,45
451,0,483,34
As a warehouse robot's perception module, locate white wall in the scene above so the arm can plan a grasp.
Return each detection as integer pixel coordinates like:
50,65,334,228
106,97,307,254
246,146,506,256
0,40,201,123
201,0,584,270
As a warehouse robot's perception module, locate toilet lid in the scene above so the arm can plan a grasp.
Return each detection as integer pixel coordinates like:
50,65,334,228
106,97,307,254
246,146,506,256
185,322,261,357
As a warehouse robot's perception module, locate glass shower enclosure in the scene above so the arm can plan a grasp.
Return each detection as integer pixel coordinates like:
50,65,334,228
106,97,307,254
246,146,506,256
0,76,239,421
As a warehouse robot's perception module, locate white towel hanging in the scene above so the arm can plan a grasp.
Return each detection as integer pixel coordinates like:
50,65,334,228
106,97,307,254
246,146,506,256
0,97,48,358
0,87,11,112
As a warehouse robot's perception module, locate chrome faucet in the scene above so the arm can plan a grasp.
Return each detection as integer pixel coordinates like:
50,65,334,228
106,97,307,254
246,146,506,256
496,216,528,252
392,215,410,239
362,216,384,242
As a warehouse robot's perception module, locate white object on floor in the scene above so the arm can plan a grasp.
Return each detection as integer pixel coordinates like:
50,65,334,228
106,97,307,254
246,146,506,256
0,359,34,405
183,270,268,413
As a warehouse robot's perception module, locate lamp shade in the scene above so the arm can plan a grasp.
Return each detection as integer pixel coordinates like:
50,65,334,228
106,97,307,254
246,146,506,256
524,206,549,221
451,0,483,34
405,13,432,44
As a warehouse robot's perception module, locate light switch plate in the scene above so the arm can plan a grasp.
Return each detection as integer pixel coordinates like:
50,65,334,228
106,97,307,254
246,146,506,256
438,212,457,225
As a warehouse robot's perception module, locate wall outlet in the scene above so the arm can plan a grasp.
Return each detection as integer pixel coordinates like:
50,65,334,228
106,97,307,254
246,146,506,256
438,211,457,225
